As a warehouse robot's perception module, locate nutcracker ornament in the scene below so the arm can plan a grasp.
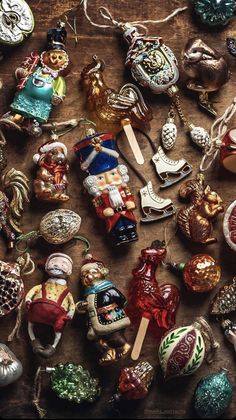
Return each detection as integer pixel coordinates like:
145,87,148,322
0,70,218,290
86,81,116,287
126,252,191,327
33,137,70,202
0,21,70,137
181,38,230,117
0,167,29,249
81,2,210,151
127,241,180,361
168,254,221,293
76,254,131,365
0,343,23,387
74,127,138,246
193,0,236,26
25,253,75,358
193,368,233,419
111,361,154,403
81,55,153,164
158,317,220,381
177,173,224,244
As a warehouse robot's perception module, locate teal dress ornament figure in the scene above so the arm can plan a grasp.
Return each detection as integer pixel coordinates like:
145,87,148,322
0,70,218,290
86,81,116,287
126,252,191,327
0,21,70,137
193,368,233,418
193,0,236,26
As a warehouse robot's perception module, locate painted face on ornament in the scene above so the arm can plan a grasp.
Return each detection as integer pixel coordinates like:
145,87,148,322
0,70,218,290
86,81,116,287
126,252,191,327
42,49,68,71
46,256,72,278
81,265,109,287
44,147,66,164
96,168,123,190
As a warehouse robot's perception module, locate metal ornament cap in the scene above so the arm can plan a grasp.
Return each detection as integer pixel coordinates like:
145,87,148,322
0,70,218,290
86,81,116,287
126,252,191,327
0,0,34,46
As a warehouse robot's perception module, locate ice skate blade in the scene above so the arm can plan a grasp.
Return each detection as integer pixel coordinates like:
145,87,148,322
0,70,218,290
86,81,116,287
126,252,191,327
159,164,192,189
199,101,217,118
141,205,176,222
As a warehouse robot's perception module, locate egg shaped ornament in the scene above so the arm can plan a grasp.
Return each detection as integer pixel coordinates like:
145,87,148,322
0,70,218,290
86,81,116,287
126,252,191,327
158,317,219,380
219,128,236,173
0,0,34,47
223,200,236,252
39,209,81,245
173,254,221,293
193,0,236,26
0,343,23,387
193,368,233,418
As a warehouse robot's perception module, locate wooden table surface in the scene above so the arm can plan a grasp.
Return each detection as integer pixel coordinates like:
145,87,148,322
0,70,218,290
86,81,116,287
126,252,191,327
0,0,236,418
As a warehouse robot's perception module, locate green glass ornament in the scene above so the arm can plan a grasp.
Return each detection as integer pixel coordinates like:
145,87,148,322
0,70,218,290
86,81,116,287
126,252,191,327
47,363,101,404
194,368,233,418
193,0,236,26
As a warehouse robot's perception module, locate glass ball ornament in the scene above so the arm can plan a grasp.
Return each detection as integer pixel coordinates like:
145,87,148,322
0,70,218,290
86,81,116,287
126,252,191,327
193,0,236,26
193,368,233,418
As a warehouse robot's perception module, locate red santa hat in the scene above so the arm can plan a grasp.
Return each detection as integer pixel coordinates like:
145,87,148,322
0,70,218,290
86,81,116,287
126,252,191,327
33,140,68,164
80,253,104,273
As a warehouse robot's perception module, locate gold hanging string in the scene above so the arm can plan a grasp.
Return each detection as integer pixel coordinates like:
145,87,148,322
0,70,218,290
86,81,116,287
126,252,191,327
81,0,187,33
7,301,23,342
33,367,47,419
16,252,35,275
200,97,236,172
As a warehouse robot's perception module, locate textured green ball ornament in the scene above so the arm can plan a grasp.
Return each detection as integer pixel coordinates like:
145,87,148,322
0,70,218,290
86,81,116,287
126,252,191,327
194,368,233,418
193,0,236,26
49,363,100,404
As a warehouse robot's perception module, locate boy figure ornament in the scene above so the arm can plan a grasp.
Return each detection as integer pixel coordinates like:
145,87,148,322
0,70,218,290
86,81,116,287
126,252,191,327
74,129,138,246
0,21,70,137
25,253,75,358
76,254,131,365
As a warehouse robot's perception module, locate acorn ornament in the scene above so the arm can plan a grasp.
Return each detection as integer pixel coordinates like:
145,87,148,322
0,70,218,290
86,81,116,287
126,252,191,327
193,368,233,419
158,317,219,380
169,254,221,293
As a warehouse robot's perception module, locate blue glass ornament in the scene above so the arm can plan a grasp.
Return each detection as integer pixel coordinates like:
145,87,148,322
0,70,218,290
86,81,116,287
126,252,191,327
193,0,236,26
194,368,233,418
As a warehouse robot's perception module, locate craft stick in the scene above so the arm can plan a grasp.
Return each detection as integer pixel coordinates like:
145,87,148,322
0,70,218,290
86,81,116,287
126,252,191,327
122,118,145,165
131,316,150,360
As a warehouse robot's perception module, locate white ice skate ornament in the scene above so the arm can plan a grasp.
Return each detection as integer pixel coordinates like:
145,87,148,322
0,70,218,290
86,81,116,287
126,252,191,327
140,181,176,222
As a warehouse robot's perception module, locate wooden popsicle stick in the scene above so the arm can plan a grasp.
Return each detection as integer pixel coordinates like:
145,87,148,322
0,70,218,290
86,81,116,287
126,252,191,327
131,316,150,361
121,118,145,165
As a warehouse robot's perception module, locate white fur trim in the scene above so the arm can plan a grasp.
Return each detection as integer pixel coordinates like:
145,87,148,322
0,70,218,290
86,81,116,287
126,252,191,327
33,153,41,164
39,142,67,156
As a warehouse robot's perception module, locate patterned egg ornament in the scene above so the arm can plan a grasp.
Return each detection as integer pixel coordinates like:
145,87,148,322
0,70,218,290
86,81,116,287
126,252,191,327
193,368,233,418
158,317,219,380
193,0,236,26
223,199,236,252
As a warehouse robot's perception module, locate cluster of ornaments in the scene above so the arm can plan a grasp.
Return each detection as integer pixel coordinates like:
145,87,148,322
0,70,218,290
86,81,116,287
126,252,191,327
1,1,236,419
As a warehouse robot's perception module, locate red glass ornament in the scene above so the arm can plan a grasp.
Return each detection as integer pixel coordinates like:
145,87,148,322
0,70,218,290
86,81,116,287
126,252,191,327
127,240,180,360
219,129,236,173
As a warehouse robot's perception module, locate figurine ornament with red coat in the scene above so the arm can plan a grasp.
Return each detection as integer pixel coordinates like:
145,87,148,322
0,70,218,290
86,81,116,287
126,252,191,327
76,254,131,365
74,127,138,246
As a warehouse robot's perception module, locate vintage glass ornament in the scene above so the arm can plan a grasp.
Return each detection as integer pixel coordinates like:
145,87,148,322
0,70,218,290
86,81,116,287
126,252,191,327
127,241,180,361
193,368,233,418
170,254,221,293
158,317,220,380
76,253,131,365
181,38,230,117
111,361,154,402
0,343,23,387
223,199,236,251
0,0,34,48
0,21,70,137
193,0,236,26
74,127,138,247
221,319,236,352
0,167,29,248
177,173,224,244
26,253,75,358
33,138,70,202
211,277,236,315
81,55,152,164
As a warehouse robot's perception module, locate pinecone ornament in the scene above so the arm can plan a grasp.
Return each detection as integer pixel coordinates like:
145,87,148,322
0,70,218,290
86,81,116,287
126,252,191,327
211,277,236,315
190,125,210,149
161,119,177,150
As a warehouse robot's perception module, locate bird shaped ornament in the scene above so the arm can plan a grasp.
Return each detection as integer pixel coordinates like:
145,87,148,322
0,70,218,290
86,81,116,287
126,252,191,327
81,55,153,164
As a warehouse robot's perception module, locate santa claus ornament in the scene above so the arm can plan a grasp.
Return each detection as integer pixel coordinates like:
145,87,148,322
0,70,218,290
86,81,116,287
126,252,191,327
25,253,75,358
76,254,131,365
74,127,138,246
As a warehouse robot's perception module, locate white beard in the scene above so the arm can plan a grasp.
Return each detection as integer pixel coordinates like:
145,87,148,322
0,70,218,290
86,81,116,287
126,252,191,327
107,186,124,208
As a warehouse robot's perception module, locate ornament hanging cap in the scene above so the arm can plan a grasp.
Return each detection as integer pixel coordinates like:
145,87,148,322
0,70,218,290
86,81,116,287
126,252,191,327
81,253,104,272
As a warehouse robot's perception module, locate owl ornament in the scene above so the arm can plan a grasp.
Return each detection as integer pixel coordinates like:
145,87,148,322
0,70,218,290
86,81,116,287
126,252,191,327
158,317,219,380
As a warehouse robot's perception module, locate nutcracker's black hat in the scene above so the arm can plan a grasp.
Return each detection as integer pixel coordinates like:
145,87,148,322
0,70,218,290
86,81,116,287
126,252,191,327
46,21,67,51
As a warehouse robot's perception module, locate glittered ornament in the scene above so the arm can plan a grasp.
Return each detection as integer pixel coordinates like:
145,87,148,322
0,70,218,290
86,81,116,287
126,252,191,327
0,343,23,387
193,0,236,26
193,368,233,418
211,277,236,315
48,363,100,403
158,317,219,380
111,361,154,402
0,0,34,47
170,254,221,293
223,199,236,252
